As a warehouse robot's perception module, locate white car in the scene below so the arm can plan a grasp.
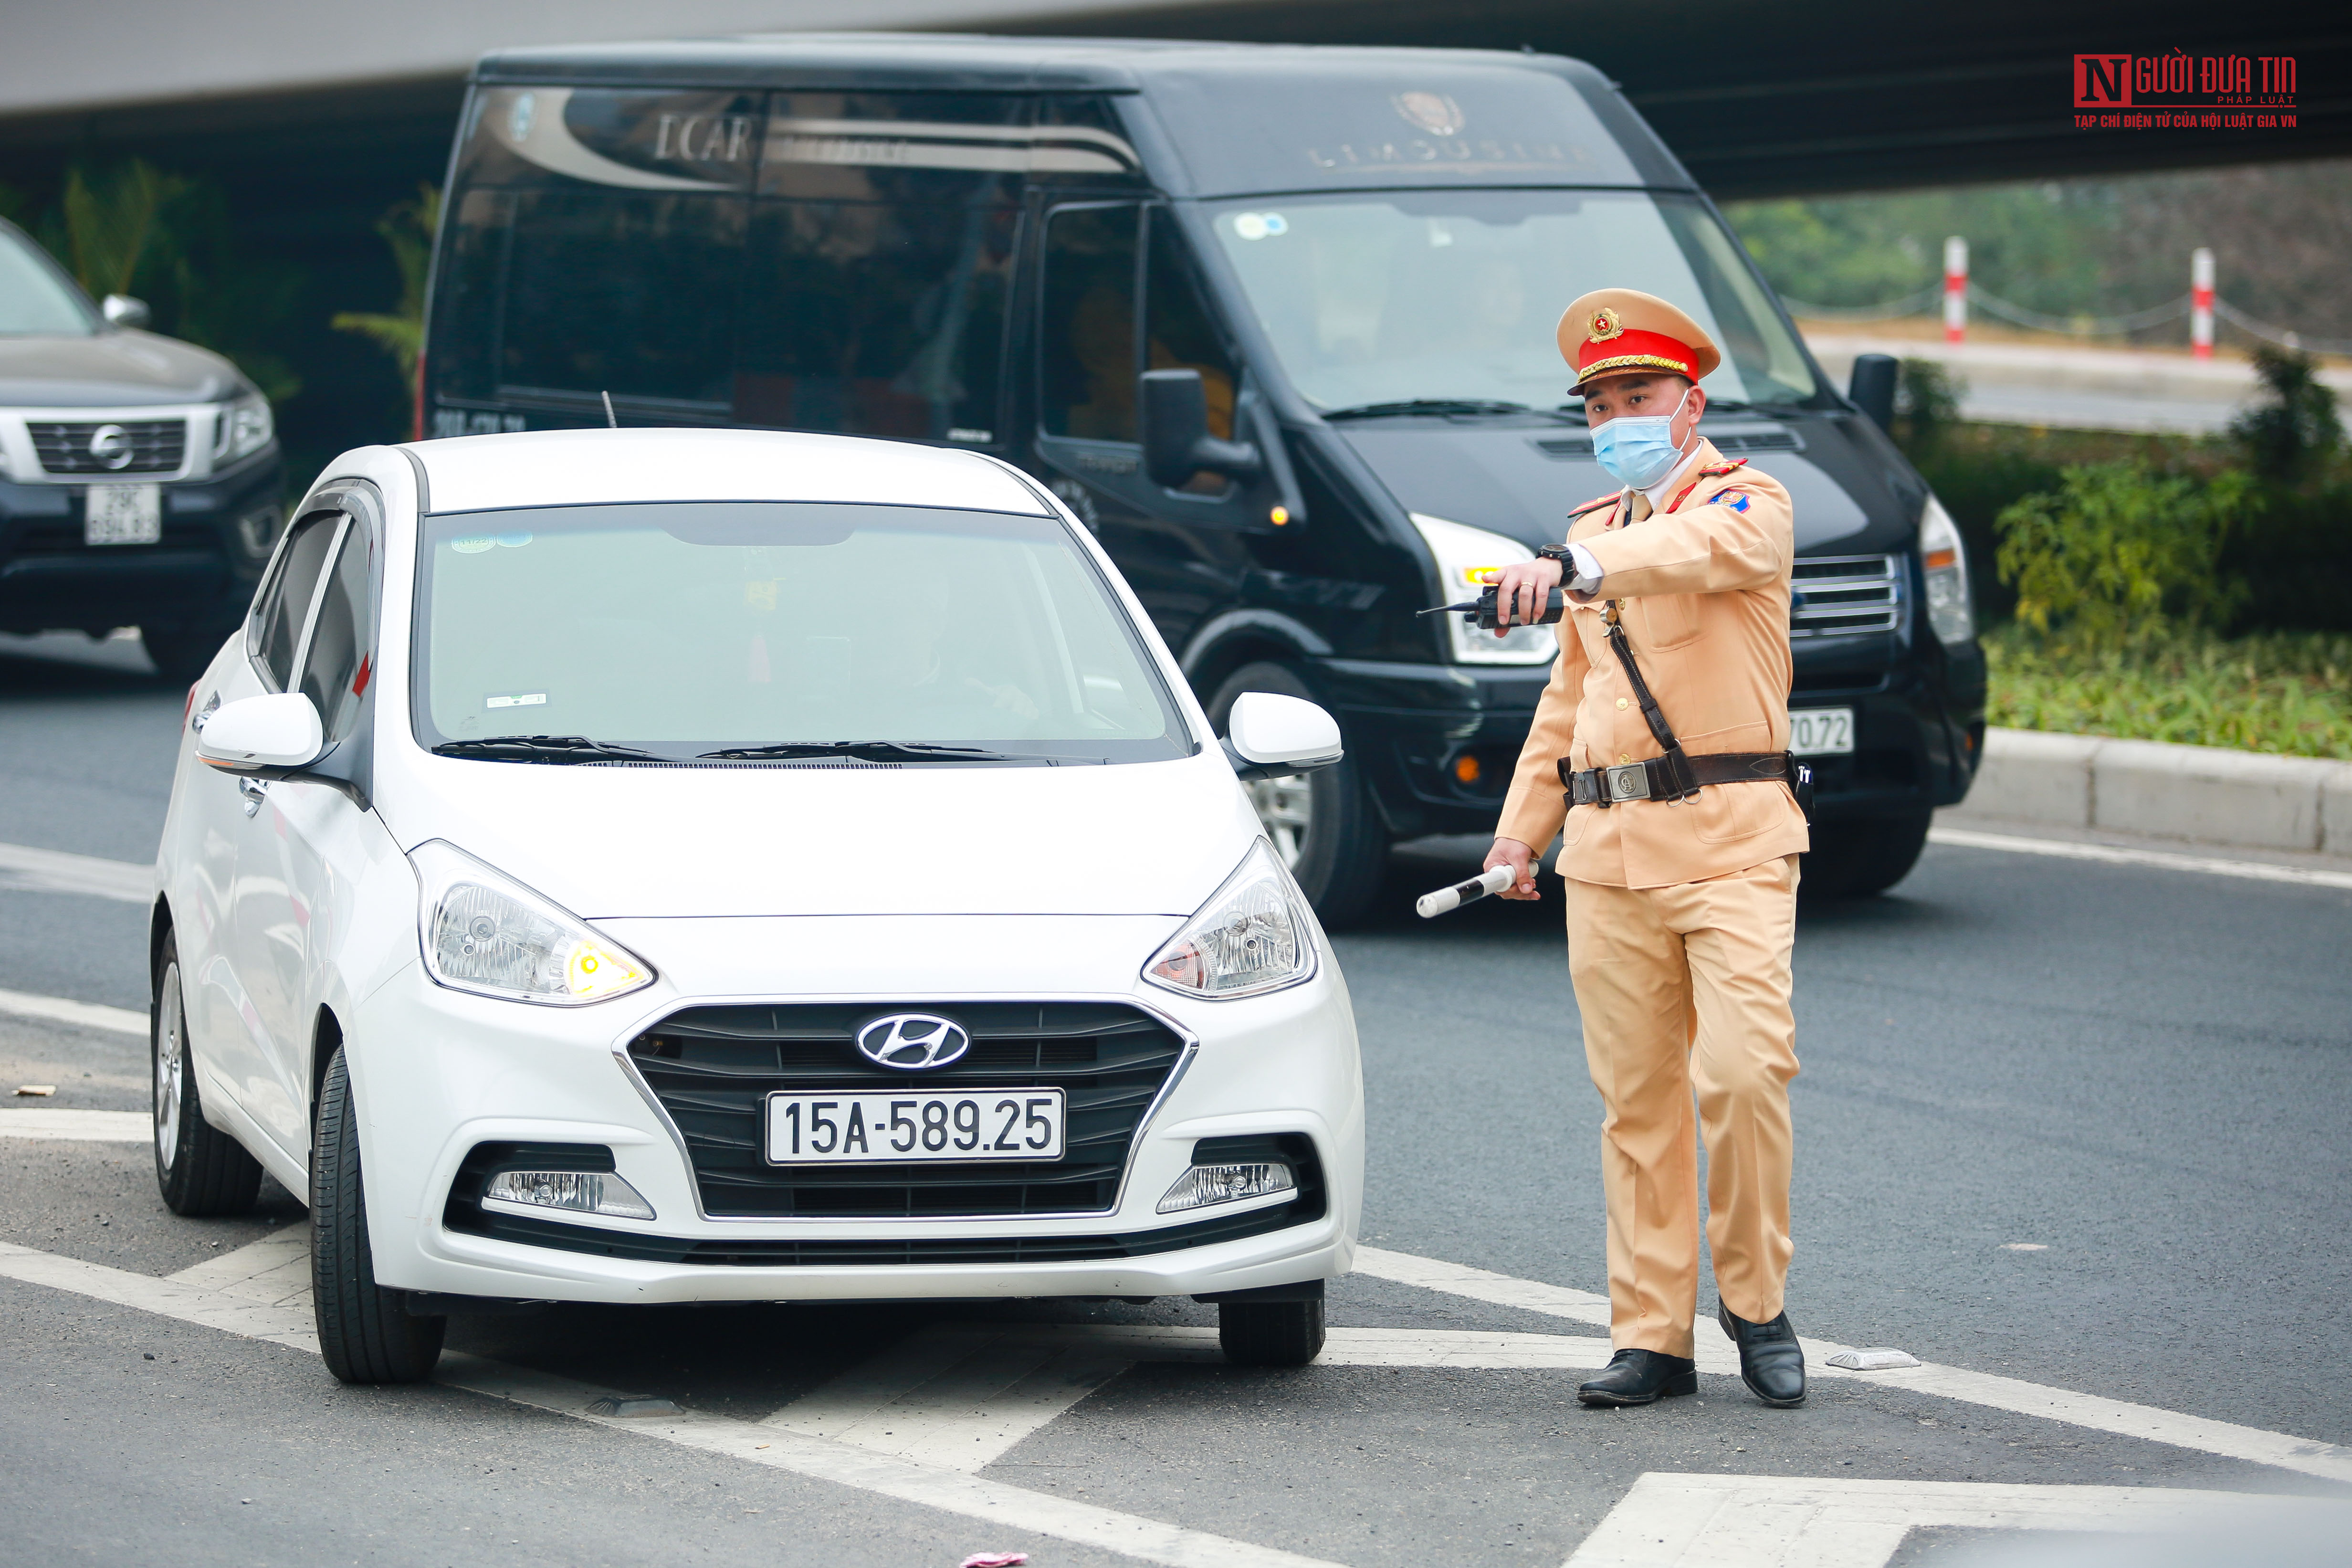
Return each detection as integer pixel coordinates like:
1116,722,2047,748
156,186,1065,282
151,427,1364,1384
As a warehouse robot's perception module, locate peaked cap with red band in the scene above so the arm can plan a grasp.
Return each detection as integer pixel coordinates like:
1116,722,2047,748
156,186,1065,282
1557,288,1721,390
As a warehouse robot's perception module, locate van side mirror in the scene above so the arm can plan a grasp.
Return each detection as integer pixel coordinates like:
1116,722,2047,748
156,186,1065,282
103,295,151,330
1221,691,1343,780
1140,368,1263,489
1848,353,1898,432
196,692,324,775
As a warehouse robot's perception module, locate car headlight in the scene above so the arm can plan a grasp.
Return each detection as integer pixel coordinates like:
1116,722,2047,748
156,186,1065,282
410,840,653,1006
1143,840,1316,1000
1409,512,1557,666
213,393,273,466
1918,494,1974,646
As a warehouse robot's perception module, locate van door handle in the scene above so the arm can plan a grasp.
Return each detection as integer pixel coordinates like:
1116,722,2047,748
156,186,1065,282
238,778,268,817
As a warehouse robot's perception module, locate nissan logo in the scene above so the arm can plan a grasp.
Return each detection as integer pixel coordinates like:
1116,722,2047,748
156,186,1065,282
855,1012,972,1071
88,423,135,471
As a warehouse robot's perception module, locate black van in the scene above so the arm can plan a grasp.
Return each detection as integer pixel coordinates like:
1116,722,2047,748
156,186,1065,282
421,36,1984,920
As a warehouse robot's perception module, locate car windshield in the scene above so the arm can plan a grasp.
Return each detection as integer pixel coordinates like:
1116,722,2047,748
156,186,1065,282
1207,190,1824,413
414,501,1191,764
0,225,95,336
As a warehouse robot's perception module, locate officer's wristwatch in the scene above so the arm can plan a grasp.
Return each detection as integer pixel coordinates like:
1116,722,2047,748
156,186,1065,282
1534,544,1576,570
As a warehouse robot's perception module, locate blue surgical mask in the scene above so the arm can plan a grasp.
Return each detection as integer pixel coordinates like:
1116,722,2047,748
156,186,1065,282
1589,389,1692,490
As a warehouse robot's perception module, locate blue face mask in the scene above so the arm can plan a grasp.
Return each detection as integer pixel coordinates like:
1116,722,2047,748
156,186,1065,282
1589,389,1692,490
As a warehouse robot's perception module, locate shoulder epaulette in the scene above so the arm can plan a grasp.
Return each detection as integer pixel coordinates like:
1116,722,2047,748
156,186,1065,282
1566,493,1620,519
1695,459,1750,477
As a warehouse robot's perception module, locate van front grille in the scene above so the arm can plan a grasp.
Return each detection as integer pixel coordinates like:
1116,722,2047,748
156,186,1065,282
1791,555,1900,638
31,420,187,475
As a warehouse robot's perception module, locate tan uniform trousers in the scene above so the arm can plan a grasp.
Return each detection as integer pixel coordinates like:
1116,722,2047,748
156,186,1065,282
1566,852,1799,1360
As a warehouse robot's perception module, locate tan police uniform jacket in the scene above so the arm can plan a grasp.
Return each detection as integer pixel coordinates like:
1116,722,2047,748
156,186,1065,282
1496,438,1810,889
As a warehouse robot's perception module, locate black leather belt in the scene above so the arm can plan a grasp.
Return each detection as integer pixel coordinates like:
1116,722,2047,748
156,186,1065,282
1561,750,1799,807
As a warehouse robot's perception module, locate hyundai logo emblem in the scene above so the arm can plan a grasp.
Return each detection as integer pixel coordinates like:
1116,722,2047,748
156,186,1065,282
855,1012,972,1071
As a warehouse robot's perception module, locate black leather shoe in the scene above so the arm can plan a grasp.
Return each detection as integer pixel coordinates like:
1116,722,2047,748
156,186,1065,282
1576,1348,1698,1407
1718,1302,1807,1407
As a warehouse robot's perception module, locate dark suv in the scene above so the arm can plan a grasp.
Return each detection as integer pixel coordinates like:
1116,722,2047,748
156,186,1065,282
0,218,284,681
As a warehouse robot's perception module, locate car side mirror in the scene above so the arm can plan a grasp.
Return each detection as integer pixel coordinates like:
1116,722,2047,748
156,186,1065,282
196,692,324,775
1221,691,1343,780
1140,368,1264,490
103,294,151,330
1848,352,1898,432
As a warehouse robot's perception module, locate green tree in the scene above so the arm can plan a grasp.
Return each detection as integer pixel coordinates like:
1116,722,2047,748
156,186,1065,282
331,185,440,385
2229,345,2344,482
1995,464,2255,644
54,159,189,298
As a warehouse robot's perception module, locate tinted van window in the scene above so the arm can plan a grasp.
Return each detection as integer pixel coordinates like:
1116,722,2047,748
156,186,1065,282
1040,205,1139,442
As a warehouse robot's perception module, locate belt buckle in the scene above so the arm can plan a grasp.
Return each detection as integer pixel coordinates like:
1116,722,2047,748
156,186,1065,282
1604,762,1650,802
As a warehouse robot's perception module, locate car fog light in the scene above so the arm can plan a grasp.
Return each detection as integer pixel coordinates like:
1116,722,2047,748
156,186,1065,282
1157,1161,1295,1214
483,1169,656,1221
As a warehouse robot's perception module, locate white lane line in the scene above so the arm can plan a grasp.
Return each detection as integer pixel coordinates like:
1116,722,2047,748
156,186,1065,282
0,987,147,1037
1562,1472,2352,1568
0,841,151,904
1362,1247,2352,1485
0,1238,318,1354
168,1225,311,1306
0,1108,152,1142
1928,826,2352,891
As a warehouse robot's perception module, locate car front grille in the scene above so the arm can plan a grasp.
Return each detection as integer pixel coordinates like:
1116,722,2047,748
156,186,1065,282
30,419,188,475
1791,555,1901,638
627,1001,1189,1219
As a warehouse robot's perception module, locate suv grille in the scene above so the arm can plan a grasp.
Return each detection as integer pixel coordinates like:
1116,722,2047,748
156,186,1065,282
628,1001,1188,1218
1792,555,1900,638
30,419,188,475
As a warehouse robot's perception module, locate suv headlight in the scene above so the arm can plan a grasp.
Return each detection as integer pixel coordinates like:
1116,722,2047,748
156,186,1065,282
1918,494,1974,646
1409,512,1557,666
410,840,653,1006
213,393,273,466
1143,840,1316,1000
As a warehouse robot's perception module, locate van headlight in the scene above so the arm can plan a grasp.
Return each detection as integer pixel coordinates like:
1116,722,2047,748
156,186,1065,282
213,393,273,466
410,840,653,1005
1918,494,1974,646
1143,840,1316,1000
1409,512,1557,666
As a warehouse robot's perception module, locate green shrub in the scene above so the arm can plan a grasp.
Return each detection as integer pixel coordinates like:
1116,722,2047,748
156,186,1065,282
1986,624,2352,758
1993,463,2255,642
2230,345,2344,481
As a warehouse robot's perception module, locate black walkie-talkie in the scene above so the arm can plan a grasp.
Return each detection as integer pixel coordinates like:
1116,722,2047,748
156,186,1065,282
1418,585,1566,631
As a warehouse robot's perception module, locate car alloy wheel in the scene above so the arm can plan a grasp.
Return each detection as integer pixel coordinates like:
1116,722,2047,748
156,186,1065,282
1246,772,1314,867
154,962,184,1172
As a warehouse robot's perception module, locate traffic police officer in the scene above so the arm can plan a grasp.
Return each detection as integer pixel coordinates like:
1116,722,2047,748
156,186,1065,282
1482,288,1810,1410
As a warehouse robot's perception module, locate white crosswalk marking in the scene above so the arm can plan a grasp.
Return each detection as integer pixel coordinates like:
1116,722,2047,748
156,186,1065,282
0,1108,152,1141
0,841,151,904
0,989,147,1037
168,1225,310,1306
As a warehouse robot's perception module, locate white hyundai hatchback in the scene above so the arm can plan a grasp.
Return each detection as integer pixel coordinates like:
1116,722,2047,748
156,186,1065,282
151,428,1363,1384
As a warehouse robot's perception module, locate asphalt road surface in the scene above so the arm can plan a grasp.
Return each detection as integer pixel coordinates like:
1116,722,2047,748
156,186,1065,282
3,629,2348,1567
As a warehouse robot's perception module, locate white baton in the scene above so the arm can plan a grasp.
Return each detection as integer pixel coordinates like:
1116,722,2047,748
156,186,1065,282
1415,863,1522,919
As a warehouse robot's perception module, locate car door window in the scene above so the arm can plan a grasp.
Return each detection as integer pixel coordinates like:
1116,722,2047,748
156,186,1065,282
249,514,341,692
296,519,374,742
1040,204,1140,442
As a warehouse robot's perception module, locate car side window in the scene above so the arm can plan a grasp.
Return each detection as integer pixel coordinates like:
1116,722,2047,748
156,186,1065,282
249,514,342,692
1144,210,1239,444
1040,204,1140,442
296,519,374,743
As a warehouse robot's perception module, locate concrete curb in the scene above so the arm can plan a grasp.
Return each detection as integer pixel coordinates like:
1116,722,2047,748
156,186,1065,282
1971,727,2352,857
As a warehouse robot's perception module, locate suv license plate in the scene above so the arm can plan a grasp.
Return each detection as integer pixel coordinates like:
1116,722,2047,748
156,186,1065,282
85,484,163,546
1790,707,1855,756
766,1089,1065,1165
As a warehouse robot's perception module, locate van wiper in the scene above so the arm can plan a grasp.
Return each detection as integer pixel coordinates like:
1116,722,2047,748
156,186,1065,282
1321,399,1542,421
431,735,664,763
698,740,1036,763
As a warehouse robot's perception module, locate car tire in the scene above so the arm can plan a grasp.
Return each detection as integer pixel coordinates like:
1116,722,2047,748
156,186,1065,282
139,620,229,686
312,1046,445,1384
152,934,263,1217
1801,811,1932,900
1207,662,1387,929
1218,1298,1326,1367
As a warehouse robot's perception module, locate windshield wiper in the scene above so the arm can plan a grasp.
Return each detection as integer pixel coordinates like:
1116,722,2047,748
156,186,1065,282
431,735,664,764
697,740,1038,763
1322,399,1543,422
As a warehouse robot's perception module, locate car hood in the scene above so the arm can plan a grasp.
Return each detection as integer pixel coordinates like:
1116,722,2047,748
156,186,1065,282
380,748,1260,920
0,330,248,407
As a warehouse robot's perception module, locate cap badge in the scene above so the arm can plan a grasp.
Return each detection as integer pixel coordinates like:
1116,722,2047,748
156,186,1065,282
1587,307,1624,343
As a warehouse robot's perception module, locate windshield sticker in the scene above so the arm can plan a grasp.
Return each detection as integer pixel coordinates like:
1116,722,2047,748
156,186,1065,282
495,531,533,548
450,537,495,554
485,692,547,710
1231,212,1289,241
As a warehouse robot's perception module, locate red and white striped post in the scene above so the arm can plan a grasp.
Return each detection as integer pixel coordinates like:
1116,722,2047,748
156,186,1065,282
2191,248,2215,360
1942,236,1968,344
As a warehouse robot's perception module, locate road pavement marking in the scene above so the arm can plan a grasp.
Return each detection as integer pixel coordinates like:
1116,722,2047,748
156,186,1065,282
0,1108,151,1141
0,1237,318,1354
0,986,147,1036
1928,826,2352,891
1561,1472,2352,1568
168,1224,311,1305
0,841,151,904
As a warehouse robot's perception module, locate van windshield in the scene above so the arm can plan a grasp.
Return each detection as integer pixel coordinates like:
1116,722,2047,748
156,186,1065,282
414,501,1190,765
0,226,95,336
1208,191,1824,413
